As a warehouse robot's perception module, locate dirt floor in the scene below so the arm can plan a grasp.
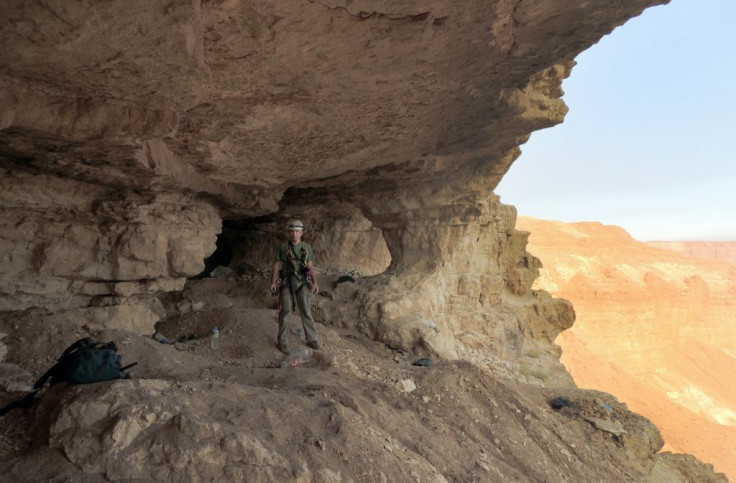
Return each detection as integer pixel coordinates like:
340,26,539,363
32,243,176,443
0,278,728,482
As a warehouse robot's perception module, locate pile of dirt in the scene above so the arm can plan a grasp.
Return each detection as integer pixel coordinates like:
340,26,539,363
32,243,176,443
0,279,727,481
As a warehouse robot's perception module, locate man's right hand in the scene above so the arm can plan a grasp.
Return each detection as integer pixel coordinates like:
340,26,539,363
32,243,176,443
270,282,279,296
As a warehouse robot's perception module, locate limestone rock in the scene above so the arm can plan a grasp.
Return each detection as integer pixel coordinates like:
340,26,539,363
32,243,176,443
398,379,417,393
0,363,33,393
0,0,664,319
0,176,220,311
65,301,161,335
0,308,725,483
35,381,293,481
583,416,626,436
0,0,660,377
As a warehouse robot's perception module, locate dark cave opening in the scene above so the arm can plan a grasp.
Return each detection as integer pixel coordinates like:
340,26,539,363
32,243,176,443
197,215,276,279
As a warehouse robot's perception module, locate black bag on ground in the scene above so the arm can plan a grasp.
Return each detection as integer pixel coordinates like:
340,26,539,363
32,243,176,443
1,338,137,416
34,337,137,389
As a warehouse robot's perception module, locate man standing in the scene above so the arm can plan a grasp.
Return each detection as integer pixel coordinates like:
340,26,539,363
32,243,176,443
270,219,320,353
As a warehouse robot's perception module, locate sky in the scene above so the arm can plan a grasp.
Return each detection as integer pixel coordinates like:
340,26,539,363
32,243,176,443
495,0,736,242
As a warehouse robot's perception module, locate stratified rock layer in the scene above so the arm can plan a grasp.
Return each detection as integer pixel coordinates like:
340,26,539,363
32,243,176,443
517,216,736,480
0,168,220,329
1,0,664,325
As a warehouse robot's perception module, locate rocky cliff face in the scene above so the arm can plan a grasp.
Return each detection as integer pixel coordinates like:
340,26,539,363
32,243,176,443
517,216,736,480
1,0,664,366
4,1,726,481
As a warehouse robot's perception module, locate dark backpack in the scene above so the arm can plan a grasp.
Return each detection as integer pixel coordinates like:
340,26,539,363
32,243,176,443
34,337,137,389
1,338,137,416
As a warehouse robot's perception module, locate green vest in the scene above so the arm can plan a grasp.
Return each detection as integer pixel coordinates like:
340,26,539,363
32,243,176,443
276,242,314,283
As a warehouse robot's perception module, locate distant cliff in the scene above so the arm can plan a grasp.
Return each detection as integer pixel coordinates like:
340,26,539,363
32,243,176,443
517,216,736,480
648,241,736,265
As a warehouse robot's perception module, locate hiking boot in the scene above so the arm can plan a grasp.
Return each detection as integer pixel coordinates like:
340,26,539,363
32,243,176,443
278,343,289,354
306,340,320,350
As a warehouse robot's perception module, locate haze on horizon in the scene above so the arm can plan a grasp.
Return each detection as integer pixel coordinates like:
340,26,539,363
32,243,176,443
496,0,736,242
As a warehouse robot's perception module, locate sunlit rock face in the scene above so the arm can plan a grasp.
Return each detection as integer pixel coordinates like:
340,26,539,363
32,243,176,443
517,216,736,480
0,0,664,352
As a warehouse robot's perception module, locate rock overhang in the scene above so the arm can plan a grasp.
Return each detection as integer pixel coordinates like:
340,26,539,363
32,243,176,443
0,1,668,355
1,0,668,216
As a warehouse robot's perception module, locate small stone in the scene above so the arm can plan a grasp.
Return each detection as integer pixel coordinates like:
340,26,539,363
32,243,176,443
493,438,500,445
413,357,433,367
4,381,33,392
583,416,626,436
316,440,326,451
209,265,233,279
422,396,430,403
176,300,191,313
399,379,416,393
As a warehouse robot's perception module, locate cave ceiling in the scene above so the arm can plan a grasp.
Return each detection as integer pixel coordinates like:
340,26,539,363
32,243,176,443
1,0,667,217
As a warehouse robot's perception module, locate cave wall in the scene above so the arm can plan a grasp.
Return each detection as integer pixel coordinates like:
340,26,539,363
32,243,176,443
0,0,666,359
0,169,220,312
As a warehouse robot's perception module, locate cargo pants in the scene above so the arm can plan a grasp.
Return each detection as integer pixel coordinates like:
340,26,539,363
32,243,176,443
278,284,318,347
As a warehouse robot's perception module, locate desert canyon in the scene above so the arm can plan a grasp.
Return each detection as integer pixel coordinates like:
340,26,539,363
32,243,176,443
0,0,729,481
517,216,736,480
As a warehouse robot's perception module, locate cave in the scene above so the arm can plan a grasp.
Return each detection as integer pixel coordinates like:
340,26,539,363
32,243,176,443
0,1,725,481
200,198,393,280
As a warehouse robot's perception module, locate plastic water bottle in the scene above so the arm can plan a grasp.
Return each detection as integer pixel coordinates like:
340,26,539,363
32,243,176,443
211,326,219,350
